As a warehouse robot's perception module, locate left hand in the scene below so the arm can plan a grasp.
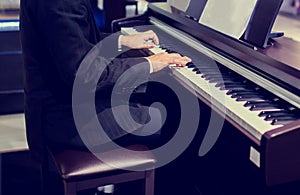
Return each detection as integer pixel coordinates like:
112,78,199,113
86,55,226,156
120,30,159,49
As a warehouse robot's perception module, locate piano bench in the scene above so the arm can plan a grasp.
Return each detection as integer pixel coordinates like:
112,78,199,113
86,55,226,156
47,144,156,195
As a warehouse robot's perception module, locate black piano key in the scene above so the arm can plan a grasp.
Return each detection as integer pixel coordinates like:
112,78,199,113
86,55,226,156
282,106,300,114
215,81,247,88
194,63,216,68
206,74,232,79
269,112,297,118
226,89,259,95
250,105,280,111
265,115,298,121
170,51,182,56
232,92,261,97
271,118,296,126
220,85,249,91
258,110,290,117
198,66,225,70
231,91,260,97
263,96,282,103
201,72,228,76
199,71,223,76
162,46,174,51
201,69,229,75
235,96,266,102
208,77,237,83
187,62,196,68
248,101,280,111
286,106,298,112
244,101,272,106
204,76,232,82
202,73,232,79
208,78,232,83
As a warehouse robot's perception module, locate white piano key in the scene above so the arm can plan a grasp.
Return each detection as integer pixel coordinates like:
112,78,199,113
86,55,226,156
149,47,165,54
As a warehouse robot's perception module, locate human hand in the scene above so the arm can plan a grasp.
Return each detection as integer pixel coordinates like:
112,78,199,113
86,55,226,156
147,53,192,72
120,30,159,49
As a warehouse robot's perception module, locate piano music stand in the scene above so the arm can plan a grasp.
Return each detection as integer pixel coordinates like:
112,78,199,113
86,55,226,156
185,0,208,21
178,0,284,49
241,0,284,48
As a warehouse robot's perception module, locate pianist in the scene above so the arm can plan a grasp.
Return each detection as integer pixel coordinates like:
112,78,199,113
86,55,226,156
20,0,191,161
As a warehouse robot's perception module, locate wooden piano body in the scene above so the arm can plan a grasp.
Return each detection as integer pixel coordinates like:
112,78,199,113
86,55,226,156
112,2,300,188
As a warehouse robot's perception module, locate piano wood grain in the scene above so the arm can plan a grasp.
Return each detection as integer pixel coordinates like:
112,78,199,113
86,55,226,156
258,37,300,71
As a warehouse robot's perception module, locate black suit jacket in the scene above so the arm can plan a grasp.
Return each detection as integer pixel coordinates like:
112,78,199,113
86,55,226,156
20,0,150,161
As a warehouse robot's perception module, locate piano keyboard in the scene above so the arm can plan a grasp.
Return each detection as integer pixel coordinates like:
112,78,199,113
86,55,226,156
121,27,300,142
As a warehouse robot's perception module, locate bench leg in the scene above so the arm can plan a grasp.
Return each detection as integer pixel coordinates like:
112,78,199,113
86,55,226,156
145,169,155,195
64,182,77,195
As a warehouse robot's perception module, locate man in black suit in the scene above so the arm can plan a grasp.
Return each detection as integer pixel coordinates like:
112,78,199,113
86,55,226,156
20,0,191,161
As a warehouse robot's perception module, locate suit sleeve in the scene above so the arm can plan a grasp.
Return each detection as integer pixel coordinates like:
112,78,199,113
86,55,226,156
38,0,150,91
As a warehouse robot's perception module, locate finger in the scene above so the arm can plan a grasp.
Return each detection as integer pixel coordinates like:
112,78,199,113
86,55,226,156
151,33,159,45
172,58,181,65
168,53,182,58
172,56,192,66
182,56,192,62
143,42,156,49
144,30,159,45
180,57,192,66
144,30,154,34
173,55,191,61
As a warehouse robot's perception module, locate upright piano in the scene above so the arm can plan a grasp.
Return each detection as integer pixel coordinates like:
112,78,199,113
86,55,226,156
113,1,300,187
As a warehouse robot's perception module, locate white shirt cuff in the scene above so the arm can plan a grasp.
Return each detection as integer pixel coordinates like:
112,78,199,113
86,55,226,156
145,57,153,73
118,35,123,52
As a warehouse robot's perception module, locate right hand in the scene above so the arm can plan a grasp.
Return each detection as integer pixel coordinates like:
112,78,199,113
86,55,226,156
121,30,159,49
147,52,192,72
